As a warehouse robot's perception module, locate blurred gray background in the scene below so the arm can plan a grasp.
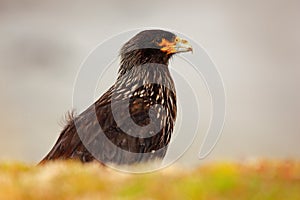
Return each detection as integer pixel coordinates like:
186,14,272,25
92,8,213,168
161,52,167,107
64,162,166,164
0,0,299,164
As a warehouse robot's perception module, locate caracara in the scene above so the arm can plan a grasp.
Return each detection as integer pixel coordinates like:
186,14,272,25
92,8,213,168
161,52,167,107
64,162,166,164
40,29,193,165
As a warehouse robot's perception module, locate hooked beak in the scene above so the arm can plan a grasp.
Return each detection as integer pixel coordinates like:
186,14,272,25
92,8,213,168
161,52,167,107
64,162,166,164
173,36,193,53
159,36,193,54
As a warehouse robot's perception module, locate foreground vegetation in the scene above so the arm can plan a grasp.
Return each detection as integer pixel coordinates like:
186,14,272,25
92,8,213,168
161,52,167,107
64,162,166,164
0,160,299,200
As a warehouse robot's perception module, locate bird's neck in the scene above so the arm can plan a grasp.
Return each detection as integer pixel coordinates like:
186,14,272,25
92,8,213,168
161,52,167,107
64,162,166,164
116,56,175,93
118,49,171,78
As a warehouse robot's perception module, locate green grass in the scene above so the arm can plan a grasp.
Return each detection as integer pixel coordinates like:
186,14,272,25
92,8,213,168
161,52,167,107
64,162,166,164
0,160,299,200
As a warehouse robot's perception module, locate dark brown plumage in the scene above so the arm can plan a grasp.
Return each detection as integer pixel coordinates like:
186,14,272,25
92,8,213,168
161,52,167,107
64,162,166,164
40,30,192,165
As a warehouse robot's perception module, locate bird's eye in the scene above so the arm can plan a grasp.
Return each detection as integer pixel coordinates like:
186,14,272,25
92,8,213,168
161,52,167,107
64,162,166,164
156,38,162,43
175,37,179,42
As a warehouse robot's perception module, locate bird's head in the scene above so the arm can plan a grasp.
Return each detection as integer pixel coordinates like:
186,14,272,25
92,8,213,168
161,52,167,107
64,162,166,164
119,30,192,74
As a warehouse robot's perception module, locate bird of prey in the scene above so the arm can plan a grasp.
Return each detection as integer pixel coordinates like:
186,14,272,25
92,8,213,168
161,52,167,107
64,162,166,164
40,30,193,165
